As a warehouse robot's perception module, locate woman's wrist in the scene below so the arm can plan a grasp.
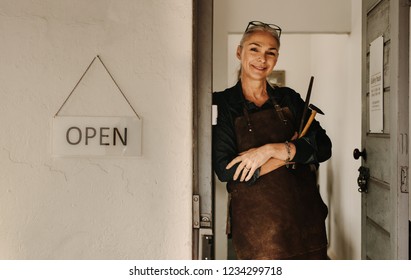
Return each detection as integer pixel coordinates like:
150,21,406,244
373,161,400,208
265,142,296,162
284,141,291,163
287,141,296,162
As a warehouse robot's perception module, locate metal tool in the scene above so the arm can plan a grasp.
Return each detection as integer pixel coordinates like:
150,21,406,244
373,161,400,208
299,104,324,138
291,76,314,169
298,76,314,137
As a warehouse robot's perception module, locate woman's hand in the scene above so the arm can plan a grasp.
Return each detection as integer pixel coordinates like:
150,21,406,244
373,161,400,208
226,132,298,182
226,145,273,182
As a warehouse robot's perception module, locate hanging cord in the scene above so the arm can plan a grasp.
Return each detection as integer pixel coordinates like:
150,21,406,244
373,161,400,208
96,55,140,119
54,55,140,119
55,57,96,117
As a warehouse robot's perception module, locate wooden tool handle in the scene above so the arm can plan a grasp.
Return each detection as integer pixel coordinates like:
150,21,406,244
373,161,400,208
299,112,317,138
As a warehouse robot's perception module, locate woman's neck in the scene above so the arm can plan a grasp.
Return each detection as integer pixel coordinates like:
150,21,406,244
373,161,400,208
241,77,269,107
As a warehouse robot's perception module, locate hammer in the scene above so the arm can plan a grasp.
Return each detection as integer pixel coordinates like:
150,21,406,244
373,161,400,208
299,104,324,138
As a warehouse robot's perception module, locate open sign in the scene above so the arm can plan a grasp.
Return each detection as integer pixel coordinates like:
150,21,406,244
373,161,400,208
52,116,142,157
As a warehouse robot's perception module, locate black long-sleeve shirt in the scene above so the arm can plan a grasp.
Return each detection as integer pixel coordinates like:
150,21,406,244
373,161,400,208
212,81,332,183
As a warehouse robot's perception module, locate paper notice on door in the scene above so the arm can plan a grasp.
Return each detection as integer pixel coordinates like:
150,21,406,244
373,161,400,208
369,36,384,133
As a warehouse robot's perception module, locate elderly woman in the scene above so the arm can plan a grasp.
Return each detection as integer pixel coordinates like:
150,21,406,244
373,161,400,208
212,21,332,259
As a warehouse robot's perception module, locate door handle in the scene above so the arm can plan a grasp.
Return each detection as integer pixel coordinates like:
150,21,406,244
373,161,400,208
353,148,366,160
357,166,370,193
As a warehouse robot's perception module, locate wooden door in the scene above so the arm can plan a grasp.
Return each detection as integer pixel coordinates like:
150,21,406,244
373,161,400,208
360,0,409,259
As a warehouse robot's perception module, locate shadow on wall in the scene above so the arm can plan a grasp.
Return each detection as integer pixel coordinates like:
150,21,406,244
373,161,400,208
325,159,334,256
325,158,355,259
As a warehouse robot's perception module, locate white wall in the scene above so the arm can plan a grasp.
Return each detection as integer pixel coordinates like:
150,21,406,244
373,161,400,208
0,0,193,259
310,34,361,260
215,0,362,260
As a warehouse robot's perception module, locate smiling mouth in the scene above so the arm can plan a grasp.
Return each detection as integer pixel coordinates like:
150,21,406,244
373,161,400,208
252,65,266,71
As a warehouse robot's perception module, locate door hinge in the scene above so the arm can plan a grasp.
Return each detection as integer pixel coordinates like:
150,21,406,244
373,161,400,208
400,166,409,193
193,195,212,228
193,195,200,228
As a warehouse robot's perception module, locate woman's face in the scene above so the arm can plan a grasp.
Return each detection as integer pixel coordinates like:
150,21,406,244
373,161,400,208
237,30,279,81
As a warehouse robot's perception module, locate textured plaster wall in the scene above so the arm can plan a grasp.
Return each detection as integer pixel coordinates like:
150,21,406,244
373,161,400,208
0,0,193,259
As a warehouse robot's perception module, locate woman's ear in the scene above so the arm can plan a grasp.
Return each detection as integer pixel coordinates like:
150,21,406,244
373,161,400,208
236,45,242,59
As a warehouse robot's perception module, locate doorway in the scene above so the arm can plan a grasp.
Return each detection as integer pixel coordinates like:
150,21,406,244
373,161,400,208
214,32,361,260
212,0,362,260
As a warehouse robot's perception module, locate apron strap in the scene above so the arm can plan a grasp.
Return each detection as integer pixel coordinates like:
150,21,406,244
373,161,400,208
268,84,288,125
268,94,288,125
240,83,288,131
242,107,254,132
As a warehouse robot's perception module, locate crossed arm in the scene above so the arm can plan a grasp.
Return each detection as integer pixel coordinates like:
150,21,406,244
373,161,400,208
226,133,298,182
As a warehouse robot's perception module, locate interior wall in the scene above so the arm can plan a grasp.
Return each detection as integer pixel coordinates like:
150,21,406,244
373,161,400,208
214,0,351,91
310,32,361,260
214,0,361,260
0,0,193,259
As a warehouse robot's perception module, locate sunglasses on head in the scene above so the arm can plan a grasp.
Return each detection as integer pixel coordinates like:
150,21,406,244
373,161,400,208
245,21,282,38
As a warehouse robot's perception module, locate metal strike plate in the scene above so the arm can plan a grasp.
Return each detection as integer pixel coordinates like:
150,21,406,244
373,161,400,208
199,228,213,260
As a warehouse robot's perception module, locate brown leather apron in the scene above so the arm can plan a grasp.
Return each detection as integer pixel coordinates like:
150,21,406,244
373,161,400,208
227,98,328,260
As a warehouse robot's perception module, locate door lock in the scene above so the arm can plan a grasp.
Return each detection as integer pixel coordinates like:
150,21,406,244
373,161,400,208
357,166,370,193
